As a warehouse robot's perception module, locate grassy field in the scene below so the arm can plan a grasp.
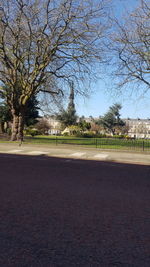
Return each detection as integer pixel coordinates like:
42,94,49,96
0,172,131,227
0,135,150,151
26,135,150,152
25,135,96,145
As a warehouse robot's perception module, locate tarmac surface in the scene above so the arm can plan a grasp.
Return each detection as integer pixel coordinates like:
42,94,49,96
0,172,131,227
0,142,150,165
0,144,150,266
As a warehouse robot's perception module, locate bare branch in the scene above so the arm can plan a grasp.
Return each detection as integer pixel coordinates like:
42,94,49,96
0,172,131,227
110,0,150,95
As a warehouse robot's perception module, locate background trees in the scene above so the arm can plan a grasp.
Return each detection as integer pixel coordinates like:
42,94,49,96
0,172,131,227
35,118,50,135
0,0,110,140
98,103,125,135
111,0,150,94
56,81,78,128
0,102,11,133
24,96,39,127
57,108,77,129
0,93,39,133
78,117,91,132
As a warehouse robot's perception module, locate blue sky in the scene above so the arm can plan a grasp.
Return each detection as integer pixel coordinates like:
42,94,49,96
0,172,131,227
75,0,150,119
75,80,150,119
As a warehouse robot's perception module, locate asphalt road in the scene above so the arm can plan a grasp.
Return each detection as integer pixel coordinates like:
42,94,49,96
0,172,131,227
0,153,150,267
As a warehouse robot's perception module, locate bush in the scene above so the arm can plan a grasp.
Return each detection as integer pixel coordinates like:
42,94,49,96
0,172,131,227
82,132,95,138
125,135,133,140
95,133,107,138
63,132,69,136
113,134,131,139
113,135,124,139
75,131,96,138
26,128,39,137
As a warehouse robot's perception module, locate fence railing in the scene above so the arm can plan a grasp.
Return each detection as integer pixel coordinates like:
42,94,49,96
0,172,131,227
31,137,150,152
96,138,149,152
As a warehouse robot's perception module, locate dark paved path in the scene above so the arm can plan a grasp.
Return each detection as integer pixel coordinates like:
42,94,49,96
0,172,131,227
0,153,150,266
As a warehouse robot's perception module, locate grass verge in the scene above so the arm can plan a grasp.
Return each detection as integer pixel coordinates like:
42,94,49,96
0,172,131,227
0,135,150,152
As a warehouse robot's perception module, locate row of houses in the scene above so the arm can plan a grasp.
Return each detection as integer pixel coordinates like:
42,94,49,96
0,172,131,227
43,116,150,139
124,119,150,139
1,115,150,138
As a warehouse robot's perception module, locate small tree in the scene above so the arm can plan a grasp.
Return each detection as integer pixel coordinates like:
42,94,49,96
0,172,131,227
35,118,50,135
98,103,125,135
57,108,77,129
78,117,91,131
90,122,104,134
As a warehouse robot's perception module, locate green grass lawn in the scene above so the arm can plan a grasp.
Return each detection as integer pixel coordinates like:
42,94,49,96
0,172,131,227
24,135,97,146
0,134,150,151
25,135,150,151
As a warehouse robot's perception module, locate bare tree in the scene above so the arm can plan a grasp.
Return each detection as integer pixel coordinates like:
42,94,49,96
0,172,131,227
35,118,51,135
0,0,110,140
111,0,150,95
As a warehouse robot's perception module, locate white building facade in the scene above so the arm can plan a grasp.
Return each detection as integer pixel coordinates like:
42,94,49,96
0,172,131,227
124,119,150,139
46,116,62,135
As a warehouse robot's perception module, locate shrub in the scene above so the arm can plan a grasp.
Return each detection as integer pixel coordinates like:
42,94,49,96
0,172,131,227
26,128,39,137
95,133,107,138
75,131,96,138
63,132,69,136
111,134,128,139
82,132,95,138
125,135,133,140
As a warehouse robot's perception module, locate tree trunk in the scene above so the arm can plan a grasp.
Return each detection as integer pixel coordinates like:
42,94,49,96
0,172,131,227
11,107,25,141
111,128,115,136
0,122,5,134
11,112,19,141
17,109,25,141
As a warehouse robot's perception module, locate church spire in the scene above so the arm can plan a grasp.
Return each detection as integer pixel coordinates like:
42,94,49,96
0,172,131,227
68,81,75,110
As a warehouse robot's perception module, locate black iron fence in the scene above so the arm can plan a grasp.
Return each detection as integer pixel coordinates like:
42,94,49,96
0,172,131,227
35,137,150,152
96,138,150,152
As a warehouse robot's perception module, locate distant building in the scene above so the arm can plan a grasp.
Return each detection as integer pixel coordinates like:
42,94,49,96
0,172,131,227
38,116,150,138
46,116,61,135
84,117,150,138
124,119,150,138
37,116,61,135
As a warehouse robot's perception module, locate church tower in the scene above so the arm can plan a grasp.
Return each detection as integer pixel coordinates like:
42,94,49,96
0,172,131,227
68,81,75,111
